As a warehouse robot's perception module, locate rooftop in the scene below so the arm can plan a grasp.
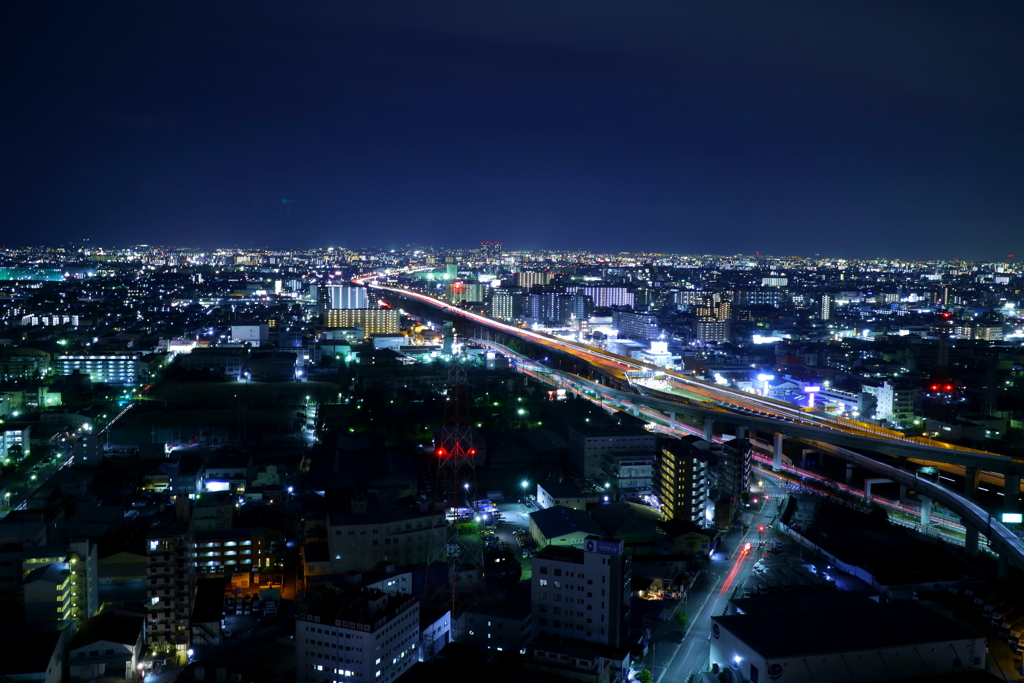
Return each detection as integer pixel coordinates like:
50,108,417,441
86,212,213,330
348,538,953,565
530,505,604,540
713,600,982,659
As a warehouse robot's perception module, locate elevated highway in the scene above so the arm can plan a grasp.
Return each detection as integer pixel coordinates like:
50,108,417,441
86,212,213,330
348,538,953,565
476,337,1024,575
371,282,1024,477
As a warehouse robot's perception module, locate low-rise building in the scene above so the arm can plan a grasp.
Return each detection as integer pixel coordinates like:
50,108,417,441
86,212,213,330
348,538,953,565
460,602,532,652
56,353,144,385
709,599,985,683
529,506,605,550
324,506,445,574
296,587,420,683
68,609,146,681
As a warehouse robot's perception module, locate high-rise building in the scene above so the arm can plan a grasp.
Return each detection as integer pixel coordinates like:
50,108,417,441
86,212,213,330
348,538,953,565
328,284,369,310
296,588,420,683
658,440,710,526
516,270,551,290
480,241,503,259
491,288,526,321
612,311,660,340
324,309,400,338
446,281,485,304
820,294,833,321
694,319,731,343
531,537,631,648
146,498,195,661
570,285,634,308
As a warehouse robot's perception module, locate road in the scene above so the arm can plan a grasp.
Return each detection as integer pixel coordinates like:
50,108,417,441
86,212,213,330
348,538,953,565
645,478,785,683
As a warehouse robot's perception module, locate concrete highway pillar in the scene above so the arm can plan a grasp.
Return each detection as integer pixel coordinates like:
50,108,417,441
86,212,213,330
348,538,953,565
999,554,1009,581
1004,474,1021,515
773,433,786,472
964,526,979,557
864,479,891,505
920,496,932,526
800,449,815,467
668,412,676,430
846,463,854,484
963,466,980,502
735,426,748,441
704,418,714,443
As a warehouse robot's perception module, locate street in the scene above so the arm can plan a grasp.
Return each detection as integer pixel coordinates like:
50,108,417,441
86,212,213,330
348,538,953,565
648,476,786,683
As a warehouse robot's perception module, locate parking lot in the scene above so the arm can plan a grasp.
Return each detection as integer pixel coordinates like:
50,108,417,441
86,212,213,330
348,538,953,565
489,501,537,579
742,537,868,598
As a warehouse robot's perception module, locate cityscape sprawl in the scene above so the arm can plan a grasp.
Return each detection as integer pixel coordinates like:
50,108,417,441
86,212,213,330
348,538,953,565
2,242,1024,683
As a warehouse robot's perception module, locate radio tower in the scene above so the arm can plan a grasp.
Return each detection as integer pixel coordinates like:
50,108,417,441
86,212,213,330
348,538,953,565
425,360,484,639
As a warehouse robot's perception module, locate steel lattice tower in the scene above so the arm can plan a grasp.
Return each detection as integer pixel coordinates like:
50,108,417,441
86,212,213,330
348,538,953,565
425,361,484,640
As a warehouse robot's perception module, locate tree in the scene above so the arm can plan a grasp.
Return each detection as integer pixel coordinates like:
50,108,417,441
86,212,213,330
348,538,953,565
636,669,653,683
675,612,688,626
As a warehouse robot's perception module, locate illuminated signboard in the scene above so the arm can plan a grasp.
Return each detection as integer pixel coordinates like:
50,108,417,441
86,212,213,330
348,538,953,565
584,538,622,555
1002,513,1023,524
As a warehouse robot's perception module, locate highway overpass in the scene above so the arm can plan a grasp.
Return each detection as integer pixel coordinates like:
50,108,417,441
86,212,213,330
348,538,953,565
372,282,1023,476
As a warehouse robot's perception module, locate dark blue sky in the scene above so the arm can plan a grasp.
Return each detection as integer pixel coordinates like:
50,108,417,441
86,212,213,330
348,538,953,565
2,1,1022,259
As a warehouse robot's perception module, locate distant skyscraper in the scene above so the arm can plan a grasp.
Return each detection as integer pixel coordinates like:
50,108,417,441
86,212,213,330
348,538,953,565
820,294,833,321
480,241,503,259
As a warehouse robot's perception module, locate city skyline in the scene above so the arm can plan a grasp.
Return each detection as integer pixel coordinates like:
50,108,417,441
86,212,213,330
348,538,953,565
2,2,1022,259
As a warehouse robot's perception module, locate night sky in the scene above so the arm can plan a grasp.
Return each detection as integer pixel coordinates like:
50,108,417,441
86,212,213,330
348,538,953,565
2,1,1022,259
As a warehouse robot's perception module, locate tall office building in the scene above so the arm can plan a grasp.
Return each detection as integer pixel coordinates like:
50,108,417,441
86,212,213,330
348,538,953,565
531,537,631,648
658,440,710,526
328,284,369,310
